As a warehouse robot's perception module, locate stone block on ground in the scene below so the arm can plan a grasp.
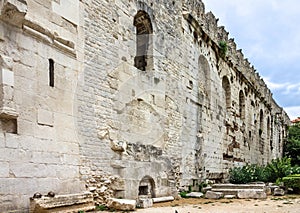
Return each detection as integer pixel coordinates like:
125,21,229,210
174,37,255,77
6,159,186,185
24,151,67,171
224,195,236,199
237,190,267,199
186,192,204,198
152,196,174,203
137,198,153,208
273,188,285,196
205,191,223,199
29,192,95,213
106,198,136,211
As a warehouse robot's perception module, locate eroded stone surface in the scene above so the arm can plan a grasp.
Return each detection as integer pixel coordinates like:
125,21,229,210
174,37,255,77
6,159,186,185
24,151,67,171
29,192,95,213
0,0,290,212
205,191,224,199
106,198,136,211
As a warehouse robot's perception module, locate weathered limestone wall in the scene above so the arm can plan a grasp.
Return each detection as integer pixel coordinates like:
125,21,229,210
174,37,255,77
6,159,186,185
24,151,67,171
0,0,84,212
0,0,290,212
78,0,290,201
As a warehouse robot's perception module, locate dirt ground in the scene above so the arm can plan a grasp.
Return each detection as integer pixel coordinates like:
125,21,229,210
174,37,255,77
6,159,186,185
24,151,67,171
99,195,300,213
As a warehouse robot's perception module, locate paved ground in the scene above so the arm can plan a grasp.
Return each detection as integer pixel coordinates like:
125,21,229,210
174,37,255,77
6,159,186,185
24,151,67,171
97,195,300,213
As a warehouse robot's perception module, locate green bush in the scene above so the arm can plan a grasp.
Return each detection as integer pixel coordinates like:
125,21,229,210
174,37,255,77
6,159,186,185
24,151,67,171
282,174,300,194
289,166,300,174
229,158,293,184
264,157,292,182
229,164,267,184
218,41,227,58
179,191,188,198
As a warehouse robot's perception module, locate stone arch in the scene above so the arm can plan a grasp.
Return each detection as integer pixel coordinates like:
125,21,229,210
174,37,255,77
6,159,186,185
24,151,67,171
239,90,245,119
134,10,153,71
138,176,156,198
222,76,231,109
198,55,211,102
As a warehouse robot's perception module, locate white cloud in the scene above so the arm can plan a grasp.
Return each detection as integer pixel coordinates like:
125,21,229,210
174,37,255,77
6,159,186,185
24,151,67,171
263,77,300,95
284,106,300,120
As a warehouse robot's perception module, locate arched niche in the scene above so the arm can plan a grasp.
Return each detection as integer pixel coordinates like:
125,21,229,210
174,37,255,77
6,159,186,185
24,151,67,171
222,76,231,109
138,176,156,198
198,55,211,103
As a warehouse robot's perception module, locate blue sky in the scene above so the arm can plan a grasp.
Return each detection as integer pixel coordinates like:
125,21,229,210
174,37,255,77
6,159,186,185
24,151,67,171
202,0,300,120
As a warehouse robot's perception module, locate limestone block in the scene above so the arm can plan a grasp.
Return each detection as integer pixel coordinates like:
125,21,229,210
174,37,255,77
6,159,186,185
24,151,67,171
37,109,54,127
52,0,79,26
29,192,95,213
137,198,153,208
106,198,136,211
273,188,285,196
186,192,204,198
0,162,9,177
237,190,267,199
0,69,14,86
205,191,223,199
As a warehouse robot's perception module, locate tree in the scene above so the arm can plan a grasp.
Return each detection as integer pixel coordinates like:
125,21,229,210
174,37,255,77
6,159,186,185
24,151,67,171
284,123,300,166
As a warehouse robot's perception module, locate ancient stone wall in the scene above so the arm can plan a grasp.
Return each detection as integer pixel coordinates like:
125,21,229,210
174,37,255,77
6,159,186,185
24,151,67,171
78,0,290,200
0,0,84,212
0,0,290,212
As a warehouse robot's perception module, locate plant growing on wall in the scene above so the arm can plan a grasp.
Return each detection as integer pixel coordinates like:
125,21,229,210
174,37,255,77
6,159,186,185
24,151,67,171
219,41,228,59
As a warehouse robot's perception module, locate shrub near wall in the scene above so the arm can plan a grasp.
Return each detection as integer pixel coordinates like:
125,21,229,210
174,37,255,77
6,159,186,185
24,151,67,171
282,174,300,194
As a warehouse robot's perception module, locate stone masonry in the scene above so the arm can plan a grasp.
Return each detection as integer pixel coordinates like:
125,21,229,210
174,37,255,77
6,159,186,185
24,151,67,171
0,0,290,212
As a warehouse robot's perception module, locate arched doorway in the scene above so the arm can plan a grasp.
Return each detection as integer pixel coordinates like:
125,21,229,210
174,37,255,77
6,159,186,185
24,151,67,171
138,176,156,198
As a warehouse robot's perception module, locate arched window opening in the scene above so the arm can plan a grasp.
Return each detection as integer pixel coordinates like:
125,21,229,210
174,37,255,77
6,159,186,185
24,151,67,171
49,59,54,87
134,10,153,71
198,55,211,102
259,109,264,136
222,76,231,109
239,90,245,119
267,116,270,139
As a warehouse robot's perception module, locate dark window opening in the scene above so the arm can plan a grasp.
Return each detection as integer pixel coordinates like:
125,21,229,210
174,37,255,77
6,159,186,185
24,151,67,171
49,59,54,87
1,118,17,134
239,90,245,119
138,186,149,196
134,11,153,71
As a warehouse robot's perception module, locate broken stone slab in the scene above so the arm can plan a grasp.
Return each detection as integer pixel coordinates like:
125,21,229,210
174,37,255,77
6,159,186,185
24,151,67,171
205,191,223,199
185,192,204,198
106,198,136,211
137,198,153,208
152,196,174,203
237,190,267,199
273,188,285,196
29,192,95,213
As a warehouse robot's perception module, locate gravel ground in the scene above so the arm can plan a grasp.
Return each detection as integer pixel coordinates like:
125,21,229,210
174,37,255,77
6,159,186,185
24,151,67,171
96,195,300,213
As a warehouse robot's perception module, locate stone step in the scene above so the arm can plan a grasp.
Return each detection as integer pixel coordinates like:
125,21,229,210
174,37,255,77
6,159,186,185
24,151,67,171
212,183,265,190
211,188,265,196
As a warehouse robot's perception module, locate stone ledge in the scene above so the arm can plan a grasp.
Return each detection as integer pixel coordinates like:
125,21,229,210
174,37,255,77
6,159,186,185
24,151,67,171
29,192,95,213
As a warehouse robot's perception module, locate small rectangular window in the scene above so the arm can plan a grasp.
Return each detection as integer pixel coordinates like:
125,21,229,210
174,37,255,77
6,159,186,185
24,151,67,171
49,59,54,87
